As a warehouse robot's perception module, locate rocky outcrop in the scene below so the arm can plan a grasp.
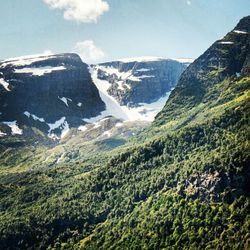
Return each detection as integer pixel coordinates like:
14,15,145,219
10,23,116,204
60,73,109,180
0,53,105,136
93,58,188,106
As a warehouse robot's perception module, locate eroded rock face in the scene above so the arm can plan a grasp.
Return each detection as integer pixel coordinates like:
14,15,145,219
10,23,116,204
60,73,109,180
93,58,188,106
0,53,105,134
180,169,248,203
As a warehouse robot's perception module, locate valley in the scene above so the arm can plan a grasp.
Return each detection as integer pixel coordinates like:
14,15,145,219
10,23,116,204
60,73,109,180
0,13,249,250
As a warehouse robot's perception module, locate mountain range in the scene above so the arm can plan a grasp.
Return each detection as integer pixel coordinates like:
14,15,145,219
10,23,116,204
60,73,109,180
0,15,249,250
0,54,189,140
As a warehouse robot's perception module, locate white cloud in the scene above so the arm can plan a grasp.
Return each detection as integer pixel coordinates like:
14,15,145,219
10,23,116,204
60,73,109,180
43,49,53,55
73,40,105,63
186,0,191,5
43,0,109,23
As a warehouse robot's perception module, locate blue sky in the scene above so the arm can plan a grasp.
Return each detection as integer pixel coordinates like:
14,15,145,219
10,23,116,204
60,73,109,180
0,0,249,63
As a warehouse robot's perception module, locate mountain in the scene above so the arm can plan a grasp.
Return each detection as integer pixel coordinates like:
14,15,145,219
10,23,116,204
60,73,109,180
0,55,188,139
155,16,250,126
93,57,188,106
89,57,189,122
81,16,250,249
0,53,105,138
0,16,249,250
79,16,250,249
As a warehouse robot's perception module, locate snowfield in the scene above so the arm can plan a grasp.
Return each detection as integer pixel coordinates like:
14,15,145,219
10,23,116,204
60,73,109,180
98,65,141,84
116,56,165,63
89,66,172,122
0,53,56,68
2,121,23,135
47,117,69,139
14,66,66,76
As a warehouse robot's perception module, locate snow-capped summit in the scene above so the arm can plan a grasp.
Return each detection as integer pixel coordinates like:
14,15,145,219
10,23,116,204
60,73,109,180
115,56,165,63
92,57,188,106
0,53,105,138
0,53,191,139
89,57,189,122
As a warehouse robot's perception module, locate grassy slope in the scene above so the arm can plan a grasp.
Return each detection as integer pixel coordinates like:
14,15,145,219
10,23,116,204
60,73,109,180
0,75,249,249
81,76,250,250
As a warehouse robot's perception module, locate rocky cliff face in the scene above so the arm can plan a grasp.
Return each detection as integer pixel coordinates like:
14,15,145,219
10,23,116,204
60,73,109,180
0,53,105,137
92,57,189,106
156,16,250,125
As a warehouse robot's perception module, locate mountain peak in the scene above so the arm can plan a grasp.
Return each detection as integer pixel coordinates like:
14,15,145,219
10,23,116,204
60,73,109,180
154,15,250,126
115,56,165,63
1,53,83,68
109,56,194,64
234,15,250,32
0,52,105,138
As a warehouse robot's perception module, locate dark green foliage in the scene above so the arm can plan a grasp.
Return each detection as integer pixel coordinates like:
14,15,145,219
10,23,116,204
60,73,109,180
0,82,249,249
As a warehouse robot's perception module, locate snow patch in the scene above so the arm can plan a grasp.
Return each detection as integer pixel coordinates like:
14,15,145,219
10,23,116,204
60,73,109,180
78,125,88,132
47,117,65,132
116,80,131,90
93,122,101,128
218,41,234,45
24,111,45,122
56,153,65,164
115,57,193,64
58,96,72,107
138,75,155,79
61,121,69,138
90,66,173,122
173,58,194,64
0,130,7,137
99,66,141,83
102,129,112,137
0,78,11,91
233,30,248,34
136,68,151,72
14,66,66,76
115,122,123,127
117,56,165,63
77,102,82,107
1,53,56,67
24,111,30,118
47,117,69,139
48,133,60,140
2,121,23,135
32,114,45,122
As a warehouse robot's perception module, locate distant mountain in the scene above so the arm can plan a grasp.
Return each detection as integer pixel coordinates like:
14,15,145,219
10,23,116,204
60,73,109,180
0,53,105,138
93,57,188,107
0,54,189,139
